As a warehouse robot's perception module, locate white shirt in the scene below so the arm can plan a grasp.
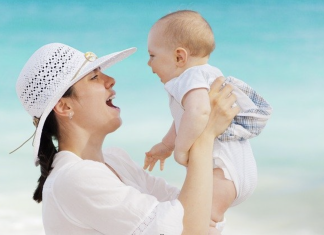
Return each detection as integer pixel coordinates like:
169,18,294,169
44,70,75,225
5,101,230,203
42,147,183,235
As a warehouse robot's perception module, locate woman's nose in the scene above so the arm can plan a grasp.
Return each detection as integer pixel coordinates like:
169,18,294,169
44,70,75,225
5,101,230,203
147,59,151,67
103,74,115,89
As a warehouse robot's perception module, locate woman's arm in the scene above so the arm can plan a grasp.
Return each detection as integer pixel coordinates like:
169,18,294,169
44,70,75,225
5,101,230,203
106,147,181,201
174,88,210,166
178,77,240,235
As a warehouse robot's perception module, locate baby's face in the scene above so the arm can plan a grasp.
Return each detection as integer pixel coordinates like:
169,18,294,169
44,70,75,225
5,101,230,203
147,26,178,84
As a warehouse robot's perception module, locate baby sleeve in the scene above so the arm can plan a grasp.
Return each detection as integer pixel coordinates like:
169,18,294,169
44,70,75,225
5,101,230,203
165,68,210,108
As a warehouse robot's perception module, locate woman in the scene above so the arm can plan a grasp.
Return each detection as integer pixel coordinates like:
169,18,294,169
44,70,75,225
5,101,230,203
15,43,239,234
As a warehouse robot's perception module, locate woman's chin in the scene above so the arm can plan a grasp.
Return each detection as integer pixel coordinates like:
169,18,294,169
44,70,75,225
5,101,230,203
105,118,122,133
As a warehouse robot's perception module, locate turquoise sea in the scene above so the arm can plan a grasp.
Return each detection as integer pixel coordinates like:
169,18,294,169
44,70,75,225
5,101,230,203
0,0,323,234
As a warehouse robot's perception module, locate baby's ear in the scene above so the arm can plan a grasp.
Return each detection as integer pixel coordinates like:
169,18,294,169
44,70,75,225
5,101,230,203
174,47,188,67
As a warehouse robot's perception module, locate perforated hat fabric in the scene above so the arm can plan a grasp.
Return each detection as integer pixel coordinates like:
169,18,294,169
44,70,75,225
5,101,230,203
16,43,137,165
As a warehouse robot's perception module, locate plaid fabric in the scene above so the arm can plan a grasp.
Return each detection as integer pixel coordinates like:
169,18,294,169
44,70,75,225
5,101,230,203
218,76,272,141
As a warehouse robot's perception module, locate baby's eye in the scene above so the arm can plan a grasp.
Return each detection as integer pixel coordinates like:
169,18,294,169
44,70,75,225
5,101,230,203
149,54,154,58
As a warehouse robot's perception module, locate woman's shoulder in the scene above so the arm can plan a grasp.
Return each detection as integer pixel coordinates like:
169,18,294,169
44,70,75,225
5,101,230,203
102,147,148,182
48,151,119,191
103,146,129,158
103,147,134,165
53,151,108,173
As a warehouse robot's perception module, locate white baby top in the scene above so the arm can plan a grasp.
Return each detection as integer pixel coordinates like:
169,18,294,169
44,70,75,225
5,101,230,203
42,147,183,235
165,64,223,132
164,64,273,206
164,64,272,141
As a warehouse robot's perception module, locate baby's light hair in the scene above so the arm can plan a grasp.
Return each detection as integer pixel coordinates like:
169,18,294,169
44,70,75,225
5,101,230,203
156,10,215,57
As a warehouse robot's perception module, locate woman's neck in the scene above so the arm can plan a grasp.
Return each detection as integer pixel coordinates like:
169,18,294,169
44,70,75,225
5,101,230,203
58,127,105,163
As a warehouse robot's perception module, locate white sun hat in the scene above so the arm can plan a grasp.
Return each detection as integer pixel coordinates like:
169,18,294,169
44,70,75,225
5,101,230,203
15,43,137,166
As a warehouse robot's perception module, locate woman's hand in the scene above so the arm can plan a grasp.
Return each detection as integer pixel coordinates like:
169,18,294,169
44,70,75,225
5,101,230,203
205,76,240,138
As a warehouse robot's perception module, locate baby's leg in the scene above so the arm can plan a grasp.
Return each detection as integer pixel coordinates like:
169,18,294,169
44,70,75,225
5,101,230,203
211,168,236,226
174,151,189,167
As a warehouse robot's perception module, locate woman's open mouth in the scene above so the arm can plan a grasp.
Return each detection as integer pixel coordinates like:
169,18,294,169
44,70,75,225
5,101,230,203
106,95,119,109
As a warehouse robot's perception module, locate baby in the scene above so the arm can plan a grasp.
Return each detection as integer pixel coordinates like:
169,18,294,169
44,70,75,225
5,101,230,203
144,10,272,232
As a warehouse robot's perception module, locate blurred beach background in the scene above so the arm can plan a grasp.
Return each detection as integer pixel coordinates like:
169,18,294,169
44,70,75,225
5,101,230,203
0,0,323,234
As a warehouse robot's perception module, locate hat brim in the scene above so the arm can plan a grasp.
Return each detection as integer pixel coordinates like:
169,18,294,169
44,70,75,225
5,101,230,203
33,47,137,166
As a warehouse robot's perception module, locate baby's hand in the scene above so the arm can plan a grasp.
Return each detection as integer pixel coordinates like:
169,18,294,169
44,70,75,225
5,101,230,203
143,142,174,171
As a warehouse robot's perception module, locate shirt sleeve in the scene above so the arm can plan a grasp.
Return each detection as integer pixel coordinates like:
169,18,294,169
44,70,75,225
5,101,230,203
53,159,184,235
165,68,210,108
104,147,180,202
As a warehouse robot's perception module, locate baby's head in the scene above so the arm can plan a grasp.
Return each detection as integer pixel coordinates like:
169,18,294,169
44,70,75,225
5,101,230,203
154,10,215,57
148,10,215,83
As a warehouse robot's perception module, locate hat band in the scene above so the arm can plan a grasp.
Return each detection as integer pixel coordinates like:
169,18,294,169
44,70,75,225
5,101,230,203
71,52,97,81
33,116,40,127
9,129,37,154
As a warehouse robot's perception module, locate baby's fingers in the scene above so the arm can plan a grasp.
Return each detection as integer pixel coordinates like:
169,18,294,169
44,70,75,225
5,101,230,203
143,153,152,170
160,159,165,171
143,160,149,170
148,158,158,171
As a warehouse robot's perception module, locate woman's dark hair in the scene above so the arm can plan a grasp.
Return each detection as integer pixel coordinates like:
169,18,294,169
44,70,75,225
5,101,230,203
33,87,74,203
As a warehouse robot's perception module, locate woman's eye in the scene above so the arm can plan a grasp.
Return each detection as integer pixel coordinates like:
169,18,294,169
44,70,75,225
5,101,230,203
149,54,154,58
91,75,98,80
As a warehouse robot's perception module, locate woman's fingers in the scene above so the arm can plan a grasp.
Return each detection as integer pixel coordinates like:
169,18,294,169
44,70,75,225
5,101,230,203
210,77,240,112
209,76,226,94
209,77,234,106
222,87,241,115
206,76,241,137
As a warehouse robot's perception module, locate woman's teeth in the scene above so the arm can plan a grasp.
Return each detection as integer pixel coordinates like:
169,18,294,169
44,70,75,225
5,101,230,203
106,96,118,108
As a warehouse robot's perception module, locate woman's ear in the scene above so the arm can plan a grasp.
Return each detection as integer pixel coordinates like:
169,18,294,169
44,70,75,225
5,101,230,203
53,97,72,119
175,47,188,67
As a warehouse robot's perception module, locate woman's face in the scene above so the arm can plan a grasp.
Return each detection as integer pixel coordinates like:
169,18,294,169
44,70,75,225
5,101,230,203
71,68,122,136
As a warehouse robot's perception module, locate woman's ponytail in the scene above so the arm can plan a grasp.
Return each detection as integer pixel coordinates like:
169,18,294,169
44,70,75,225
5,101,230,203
33,87,74,203
33,110,58,203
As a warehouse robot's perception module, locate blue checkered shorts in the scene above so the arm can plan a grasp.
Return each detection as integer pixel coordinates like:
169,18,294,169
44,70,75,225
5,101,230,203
218,76,272,141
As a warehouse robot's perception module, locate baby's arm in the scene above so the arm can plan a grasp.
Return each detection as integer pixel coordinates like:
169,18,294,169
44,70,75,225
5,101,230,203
162,121,176,150
174,88,210,166
144,122,176,171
